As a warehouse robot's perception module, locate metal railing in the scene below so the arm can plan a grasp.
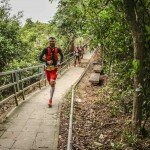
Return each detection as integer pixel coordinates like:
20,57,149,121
0,65,46,106
0,52,75,109
67,51,96,150
59,53,74,75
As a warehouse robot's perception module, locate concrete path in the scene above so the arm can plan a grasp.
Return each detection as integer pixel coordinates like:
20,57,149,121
0,52,93,150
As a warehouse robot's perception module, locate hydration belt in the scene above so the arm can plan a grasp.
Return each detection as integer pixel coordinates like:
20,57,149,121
46,65,56,71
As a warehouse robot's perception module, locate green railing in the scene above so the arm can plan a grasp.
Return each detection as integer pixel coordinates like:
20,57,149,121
0,52,74,117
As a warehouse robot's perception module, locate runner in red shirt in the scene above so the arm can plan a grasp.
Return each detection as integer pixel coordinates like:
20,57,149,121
39,37,63,107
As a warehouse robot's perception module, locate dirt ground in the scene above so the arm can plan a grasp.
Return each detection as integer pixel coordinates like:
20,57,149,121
58,57,150,150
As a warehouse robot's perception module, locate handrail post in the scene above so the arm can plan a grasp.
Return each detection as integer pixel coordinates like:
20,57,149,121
38,67,42,89
11,73,18,106
19,71,25,100
15,71,20,92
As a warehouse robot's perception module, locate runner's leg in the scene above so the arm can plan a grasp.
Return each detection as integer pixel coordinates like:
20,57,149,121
46,70,53,107
50,80,55,100
48,70,57,107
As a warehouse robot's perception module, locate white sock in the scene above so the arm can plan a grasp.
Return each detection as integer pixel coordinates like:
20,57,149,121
50,86,55,100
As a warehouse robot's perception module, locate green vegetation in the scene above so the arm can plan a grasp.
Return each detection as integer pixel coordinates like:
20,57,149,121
52,0,150,136
0,0,149,142
0,0,69,72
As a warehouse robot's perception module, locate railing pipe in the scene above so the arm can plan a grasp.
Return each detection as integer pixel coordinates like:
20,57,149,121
67,51,96,150
0,52,74,108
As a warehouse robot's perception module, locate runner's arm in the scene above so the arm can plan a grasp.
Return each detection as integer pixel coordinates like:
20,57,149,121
39,48,47,62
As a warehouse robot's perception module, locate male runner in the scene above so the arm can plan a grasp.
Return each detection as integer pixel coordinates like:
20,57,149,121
39,37,63,107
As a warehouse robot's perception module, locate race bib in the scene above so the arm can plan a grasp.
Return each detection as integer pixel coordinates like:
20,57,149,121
46,65,56,71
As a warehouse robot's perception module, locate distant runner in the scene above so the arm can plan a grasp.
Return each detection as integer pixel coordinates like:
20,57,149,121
79,46,84,59
74,46,81,66
39,37,63,107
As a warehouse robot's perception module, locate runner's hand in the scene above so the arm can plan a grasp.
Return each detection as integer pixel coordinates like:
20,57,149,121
57,62,61,68
47,60,53,65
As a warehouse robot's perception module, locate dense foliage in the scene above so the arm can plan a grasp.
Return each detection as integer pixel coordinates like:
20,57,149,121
0,0,149,141
0,0,25,71
0,0,67,72
52,0,150,137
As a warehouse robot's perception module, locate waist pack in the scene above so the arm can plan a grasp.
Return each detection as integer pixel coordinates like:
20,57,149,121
46,65,56,71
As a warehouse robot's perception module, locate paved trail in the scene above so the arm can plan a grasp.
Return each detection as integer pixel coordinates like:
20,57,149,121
0,52,93,150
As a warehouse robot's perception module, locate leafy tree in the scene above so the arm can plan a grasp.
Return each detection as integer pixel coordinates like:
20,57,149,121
0,0,25,71
51,0,150,136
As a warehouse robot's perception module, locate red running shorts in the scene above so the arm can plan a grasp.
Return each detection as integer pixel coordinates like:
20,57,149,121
45,69,57,82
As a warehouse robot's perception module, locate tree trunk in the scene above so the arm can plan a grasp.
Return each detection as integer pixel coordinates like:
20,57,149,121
123,0,144,134
69,36,75,52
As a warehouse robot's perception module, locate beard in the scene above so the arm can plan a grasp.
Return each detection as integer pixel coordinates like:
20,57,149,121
50,43,55,48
